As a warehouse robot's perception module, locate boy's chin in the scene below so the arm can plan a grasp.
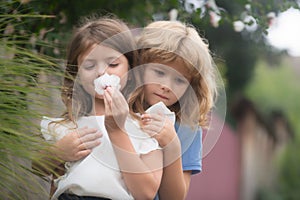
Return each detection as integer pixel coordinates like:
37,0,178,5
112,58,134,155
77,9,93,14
148,99,168,107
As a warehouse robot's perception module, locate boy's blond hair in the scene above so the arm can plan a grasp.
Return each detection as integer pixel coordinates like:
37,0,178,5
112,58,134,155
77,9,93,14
129,21,217,128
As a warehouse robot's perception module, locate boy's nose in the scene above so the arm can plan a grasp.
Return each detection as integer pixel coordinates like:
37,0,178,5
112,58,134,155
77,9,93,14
161,85,171,92
160,78,172,91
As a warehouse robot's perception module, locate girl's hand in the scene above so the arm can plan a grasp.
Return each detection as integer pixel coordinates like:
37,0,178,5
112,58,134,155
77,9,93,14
54,127,102,162
141,113,177,148
104,87,129,133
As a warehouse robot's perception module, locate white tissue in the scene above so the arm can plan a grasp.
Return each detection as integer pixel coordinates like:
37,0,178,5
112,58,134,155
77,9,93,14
145,101,175,123
94,73,121,95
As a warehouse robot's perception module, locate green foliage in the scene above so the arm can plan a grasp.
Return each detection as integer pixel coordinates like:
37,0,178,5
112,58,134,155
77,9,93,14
6,0,298,100
276,139,300,200
1,0,299,198
245,59,300,134
245,59,300,199
187,14,260,99
1,1,65,199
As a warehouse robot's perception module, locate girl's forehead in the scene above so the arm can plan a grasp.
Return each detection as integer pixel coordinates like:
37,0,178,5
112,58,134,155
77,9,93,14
86,45,122,59
78,44,122,64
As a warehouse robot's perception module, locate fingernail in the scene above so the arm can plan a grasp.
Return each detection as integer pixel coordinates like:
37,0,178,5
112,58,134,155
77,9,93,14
106,86,112,91
143,118,151,122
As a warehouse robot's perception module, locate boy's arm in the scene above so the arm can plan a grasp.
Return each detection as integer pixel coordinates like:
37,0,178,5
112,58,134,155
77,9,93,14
31,144,64,177
32,127,101,176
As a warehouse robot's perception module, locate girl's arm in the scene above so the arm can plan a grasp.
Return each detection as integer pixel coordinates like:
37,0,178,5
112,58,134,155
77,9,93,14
141,114,192,200
107,129,163,200
158,144,191,200
104,87,163,200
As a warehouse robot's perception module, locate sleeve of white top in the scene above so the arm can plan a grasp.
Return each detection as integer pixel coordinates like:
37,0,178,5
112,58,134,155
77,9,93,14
126,102,175,155
40,116,69,142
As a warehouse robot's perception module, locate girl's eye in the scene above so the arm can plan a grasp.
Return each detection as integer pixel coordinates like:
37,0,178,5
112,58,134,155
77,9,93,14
154,69,165,76
109,63,119,67
83,65,95,70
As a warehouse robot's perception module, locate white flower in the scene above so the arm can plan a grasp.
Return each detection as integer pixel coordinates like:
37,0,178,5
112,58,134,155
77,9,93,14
207,0,219,11
267,12,276,19
169,9,178,21
94,73,121,95
267,12,276,26
209,11,221,28
245,4,251,11
244,15,258,32
233,20,245,32
184,0,205,14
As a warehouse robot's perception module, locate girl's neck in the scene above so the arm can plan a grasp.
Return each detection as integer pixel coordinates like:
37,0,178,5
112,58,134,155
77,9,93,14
93,98,105,116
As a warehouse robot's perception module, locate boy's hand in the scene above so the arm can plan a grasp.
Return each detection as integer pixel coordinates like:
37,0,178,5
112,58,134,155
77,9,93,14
54,127,102,161
141,113,177,147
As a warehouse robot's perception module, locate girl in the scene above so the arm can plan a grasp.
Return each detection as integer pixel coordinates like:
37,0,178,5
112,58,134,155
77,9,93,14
37,16,164,200
129,20,217,200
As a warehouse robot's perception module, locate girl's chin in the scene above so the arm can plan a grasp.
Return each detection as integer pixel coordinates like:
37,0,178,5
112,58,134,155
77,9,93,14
95,93,104,99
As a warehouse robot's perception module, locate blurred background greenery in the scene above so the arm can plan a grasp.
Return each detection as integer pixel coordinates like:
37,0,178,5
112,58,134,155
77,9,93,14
1,0,299,199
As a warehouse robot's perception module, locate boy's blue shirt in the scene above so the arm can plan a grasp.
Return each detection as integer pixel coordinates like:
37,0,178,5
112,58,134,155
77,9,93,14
175,122,202,174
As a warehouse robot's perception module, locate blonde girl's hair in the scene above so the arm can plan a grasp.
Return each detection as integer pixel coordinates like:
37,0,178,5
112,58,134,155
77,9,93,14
61,15,137,124
128,20,217,128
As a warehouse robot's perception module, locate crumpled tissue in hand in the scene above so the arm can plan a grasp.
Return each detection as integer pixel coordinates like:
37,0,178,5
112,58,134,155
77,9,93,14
94,73,121,95
146,101,175,123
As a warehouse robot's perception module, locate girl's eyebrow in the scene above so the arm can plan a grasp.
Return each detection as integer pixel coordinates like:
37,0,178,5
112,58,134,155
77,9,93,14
81,56,119,63
80,59,95,66
82,59,94,62
106,56,120,61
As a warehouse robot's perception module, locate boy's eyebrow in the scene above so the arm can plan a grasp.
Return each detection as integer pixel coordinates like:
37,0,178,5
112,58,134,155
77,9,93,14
184,74,192,81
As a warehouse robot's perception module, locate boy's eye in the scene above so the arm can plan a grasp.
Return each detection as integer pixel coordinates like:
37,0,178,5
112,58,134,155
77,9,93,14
175,77,187,84
154,69,165,76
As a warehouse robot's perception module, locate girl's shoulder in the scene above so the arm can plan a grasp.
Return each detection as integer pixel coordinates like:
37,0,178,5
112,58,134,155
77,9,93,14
40,116,75,141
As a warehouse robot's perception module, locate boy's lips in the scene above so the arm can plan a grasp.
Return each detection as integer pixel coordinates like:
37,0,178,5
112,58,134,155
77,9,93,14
154,93,169,100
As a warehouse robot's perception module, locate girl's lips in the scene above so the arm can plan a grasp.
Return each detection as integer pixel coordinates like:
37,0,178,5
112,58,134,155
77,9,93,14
154,93,168,100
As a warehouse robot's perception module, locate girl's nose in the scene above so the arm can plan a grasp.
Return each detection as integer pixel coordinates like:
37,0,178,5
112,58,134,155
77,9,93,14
96,64,108,77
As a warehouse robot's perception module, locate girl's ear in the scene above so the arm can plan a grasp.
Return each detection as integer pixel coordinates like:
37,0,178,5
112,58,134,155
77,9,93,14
75,71,82,84
127,67,132,81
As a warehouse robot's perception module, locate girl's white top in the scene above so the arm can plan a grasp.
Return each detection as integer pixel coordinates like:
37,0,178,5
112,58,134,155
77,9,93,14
41,102,174,200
